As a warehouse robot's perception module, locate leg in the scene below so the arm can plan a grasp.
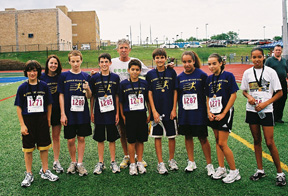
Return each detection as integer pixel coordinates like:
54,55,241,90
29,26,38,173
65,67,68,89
185,136,194,162
217,131,236,170
249,124,263,170
98,141,104,163
213,129,225,167
24,152,33,173
40,150,49,172
52,125,61,161
67,138,77,162
262,126,282,173
119,120,128,156
168,138,176,160
135,142,144,162
77,136,85,163
109,142,116,162
128,143,136,163
198,137,212,164
155,138,163,163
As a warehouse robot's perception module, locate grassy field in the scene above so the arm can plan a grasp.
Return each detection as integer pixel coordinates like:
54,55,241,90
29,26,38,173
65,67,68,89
0,45,255,69
0,79,287,195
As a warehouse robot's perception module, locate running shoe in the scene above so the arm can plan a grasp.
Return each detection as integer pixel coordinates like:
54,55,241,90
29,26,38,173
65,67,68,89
157,162,168,175
110,161,120,174
185,160,197,172
222,169,241,183
212,167,227,179
137,162,146,174
250,170,266,181
21,172,34,187
168,159,178,171
206,164,215,176
129,163,138,176
67,162,77,174
93,162,105,175
53,160,64,173
76,164,88,176
120,156,130,169
40,169,59,182
276,174,286,186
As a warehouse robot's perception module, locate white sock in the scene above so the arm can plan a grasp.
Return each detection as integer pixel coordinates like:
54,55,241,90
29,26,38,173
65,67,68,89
277,172,284,177
257,169,264,173
77,163,82,166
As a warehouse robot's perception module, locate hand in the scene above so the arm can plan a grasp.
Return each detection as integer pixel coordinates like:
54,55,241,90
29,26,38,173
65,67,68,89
83,81,89,91
21,125,29,135
170,110,176,120
153,111,160,123
122,116,126,125
208,112,215,121
215,113,225,121
91,113,94,123
115,114,119,125
90,70,97,76
61,114,68,126
166,62,175,69
146,115,150,124
247,96,256,105
255,102,267,112
48,119,51,127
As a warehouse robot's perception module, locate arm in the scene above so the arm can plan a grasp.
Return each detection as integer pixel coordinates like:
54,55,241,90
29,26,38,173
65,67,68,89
242,90,256,105
146,100,151,123
206,97,215,122
90,96,95,123
148,91,160,123
16,106,29,135
83,81,92,99
119,102,125,125
255,90,283,112
115,95,119,125
170,90,177,120
59,93,68,126
215,92,237,121
47,104,52,127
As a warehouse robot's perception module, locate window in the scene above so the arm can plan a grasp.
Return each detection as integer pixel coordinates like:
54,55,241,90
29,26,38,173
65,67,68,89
28,34,34,38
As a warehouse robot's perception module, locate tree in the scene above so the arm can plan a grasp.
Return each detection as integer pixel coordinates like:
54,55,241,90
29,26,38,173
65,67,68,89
187,36,197,41
211,33,229,40
227,31,238,40
273,36,282,41
175,39,185,42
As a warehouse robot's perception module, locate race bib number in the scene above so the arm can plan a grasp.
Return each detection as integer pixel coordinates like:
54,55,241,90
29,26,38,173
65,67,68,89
182,94,198,110
98,95,114,113
209,96,223,114
128,94,144,111
71,95,85,112
27,96,44,113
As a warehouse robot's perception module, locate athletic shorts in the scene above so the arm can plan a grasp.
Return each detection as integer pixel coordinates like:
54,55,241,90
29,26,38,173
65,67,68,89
150,119,178,138
22,113,52,152
51,106,61,126
208,107,234,132
93,124,120,142
125,111,148,144
178,125,208,138
64,123,92,139
245,111,274,126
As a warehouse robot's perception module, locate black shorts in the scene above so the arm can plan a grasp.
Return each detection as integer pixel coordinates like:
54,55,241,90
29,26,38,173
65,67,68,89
22,113,52,152
179,125,208,138
93,124,120,142
125,111,148,144
51,106,61,126
245,111,274,126
208,107,234,132
64,123,92,139
150,119,178,138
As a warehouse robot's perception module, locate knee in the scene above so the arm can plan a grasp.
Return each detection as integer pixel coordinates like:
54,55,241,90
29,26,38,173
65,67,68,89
77,137,85,143
199,137,208,145
265,139,275,150
253,138,262,146
67,138,75,146
217,141,227,150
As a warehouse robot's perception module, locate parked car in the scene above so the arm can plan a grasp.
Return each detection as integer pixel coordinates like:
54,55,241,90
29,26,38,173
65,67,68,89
81,44,91,50
207,44,226,47
184,44,203,49
160,44,179,49
248,40,259,45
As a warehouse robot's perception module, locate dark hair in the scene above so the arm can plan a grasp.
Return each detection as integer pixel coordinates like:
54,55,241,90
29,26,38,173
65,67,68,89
68,50,83,61
251,47,265,64
152,48,167,59
181,51,202,68
128,59,142,70
24,60,42,78
45,55,62,75
274,44,282,49
208,53,225,70
98,53,111,62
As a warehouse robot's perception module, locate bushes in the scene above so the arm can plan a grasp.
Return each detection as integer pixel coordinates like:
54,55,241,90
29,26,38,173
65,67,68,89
0,59,25,71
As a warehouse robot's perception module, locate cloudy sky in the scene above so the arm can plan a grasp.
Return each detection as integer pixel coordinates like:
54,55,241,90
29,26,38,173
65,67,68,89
0,0,284,42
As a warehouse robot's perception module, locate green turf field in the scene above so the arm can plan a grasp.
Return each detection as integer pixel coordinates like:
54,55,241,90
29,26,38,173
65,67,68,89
0,80,287,195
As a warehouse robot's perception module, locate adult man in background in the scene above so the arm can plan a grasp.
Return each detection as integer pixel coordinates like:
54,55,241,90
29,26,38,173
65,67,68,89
265,45,288,123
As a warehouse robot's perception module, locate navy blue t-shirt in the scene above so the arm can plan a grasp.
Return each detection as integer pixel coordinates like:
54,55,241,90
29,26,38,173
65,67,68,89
146,68,177,121
89,72,120,124
176,69,208,125
119,78,148,113
14,80,53,115
58,71,91,125
40,73,60,109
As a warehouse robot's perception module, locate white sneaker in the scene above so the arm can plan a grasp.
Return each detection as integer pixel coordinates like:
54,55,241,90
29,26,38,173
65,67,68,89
222,169,241,183
168,159,178,171
40,169,59,182
129,163,138,175
185,161,197,172
110,161,120,174
93,162,105,175
157,162,168,175
212,167,227,179
53,160,64,173
120,156,130,169
206,164,215,176
137,162,146,174
21,172,34,187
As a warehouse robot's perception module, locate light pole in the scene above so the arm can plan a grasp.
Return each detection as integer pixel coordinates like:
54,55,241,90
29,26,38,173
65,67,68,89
263,26,266,40
196,27,198,40
176,35,179,42
181,32,183,39
205,23,208,47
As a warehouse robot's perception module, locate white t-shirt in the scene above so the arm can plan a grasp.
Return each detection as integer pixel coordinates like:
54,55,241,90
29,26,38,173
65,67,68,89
240,66,282,113
110,57,150,82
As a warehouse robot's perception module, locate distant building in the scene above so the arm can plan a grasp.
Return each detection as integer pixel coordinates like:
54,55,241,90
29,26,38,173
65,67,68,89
0,6,100,52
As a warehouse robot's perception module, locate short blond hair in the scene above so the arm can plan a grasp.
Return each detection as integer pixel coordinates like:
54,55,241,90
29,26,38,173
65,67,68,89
68,50,83,61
